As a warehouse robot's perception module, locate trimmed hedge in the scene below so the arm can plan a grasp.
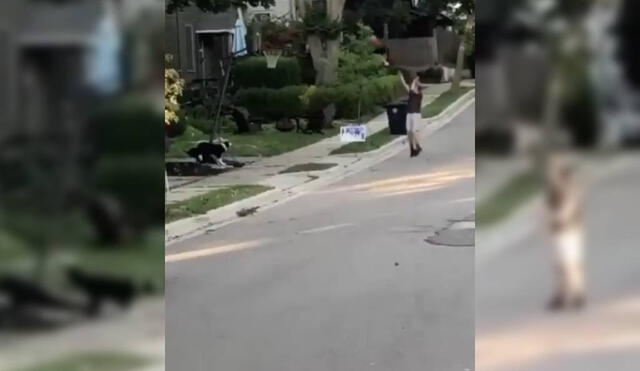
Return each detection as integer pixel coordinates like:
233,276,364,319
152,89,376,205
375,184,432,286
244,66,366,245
93,155,165,227
234,85,308,119
234,75,405,120
90,97,163,156
233,57,302,89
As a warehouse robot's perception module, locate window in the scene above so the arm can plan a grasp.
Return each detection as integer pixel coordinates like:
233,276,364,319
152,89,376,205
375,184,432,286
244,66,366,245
184,24,195,72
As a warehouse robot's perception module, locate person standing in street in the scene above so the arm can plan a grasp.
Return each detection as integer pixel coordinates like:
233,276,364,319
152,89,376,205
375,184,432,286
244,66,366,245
546,155,586,310
399,71,427,157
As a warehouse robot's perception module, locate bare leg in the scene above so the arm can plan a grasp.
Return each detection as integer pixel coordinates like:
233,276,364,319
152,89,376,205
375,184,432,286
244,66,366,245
549,262,568,310
567,261,586,308
407,131,416,150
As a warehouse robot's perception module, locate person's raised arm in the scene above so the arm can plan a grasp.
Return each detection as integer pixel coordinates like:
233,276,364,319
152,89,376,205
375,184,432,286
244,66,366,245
399,71,410,92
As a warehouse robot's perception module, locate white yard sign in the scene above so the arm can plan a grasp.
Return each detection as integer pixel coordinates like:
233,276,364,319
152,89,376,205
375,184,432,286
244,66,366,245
340,125,367,143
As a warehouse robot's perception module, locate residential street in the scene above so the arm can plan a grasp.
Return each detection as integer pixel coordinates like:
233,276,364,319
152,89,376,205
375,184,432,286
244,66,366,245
476,154,640,371
166,104,475,371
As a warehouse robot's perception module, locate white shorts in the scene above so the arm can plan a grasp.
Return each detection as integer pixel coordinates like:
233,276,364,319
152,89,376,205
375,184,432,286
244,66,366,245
553,228,584,265
406,113,421,133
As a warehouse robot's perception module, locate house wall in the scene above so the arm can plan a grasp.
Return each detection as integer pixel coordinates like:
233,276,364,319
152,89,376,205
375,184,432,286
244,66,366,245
165,6,237,83
0,0,22,137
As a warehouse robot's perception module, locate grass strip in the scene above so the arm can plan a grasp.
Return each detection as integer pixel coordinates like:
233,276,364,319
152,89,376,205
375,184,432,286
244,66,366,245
166,185,272,223
330,129,396,155
422,87,472,118
476,170,543,228
14,352,149,371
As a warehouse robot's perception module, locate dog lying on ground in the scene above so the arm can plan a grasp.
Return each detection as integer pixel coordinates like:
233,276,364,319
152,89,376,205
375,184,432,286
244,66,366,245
186,140,232,168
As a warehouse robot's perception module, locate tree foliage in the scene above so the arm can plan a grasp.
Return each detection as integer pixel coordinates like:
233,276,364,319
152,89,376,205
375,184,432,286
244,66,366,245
166,0,275,13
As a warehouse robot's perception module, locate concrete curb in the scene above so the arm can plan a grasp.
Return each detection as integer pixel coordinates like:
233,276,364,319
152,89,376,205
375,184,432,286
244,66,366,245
166,89,475,246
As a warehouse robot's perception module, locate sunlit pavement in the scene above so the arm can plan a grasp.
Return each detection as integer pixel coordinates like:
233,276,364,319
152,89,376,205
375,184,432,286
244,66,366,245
476,155,640,371
166,105,475,371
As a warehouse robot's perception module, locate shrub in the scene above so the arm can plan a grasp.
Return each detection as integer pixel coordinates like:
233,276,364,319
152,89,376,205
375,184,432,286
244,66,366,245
315,75,405,119
234,85,308,119
233,57,302,89
90,97,163,156
186,117,212,135
93,155,165,228
337,25,388,85
234,75,404,121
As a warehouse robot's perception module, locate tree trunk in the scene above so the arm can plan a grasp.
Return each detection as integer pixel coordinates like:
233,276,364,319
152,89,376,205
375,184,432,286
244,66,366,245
452,15,474,91
307,35,325,85
305,0,345,86
323,39,340,85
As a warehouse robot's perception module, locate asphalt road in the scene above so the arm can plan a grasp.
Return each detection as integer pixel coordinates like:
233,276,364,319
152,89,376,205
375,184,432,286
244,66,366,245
166,104,475,371
476,155,640,371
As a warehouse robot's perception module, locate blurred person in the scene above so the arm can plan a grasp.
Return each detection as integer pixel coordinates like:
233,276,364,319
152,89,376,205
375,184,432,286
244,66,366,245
546,154,586,311
399,71,427,158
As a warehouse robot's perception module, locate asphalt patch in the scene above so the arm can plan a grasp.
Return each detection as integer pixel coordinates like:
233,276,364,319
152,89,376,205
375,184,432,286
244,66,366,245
425,228,474,247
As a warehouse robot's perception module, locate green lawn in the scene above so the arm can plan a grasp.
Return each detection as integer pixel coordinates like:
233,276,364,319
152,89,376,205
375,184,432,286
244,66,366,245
476,170,543,228
279,163,337,174
165,185,273,223
0,229,165,294
14,352,148,371
166,125,208,158
167,125,339,159
330,129,397,155
72,230,165,292
0,231,28,265
422,87,473,118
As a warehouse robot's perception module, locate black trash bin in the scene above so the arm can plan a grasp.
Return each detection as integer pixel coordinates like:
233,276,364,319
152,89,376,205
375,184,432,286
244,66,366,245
386,101,408,135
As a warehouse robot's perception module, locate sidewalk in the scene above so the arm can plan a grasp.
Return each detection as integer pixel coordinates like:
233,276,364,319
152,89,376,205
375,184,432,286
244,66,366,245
166,82,475,244
167,82,469,205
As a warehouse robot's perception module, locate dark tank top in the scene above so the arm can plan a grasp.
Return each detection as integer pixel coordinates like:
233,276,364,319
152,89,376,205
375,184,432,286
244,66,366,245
408,90,422,113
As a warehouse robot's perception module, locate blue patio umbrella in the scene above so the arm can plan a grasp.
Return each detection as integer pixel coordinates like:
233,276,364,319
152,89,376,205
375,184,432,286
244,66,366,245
233,9,248,56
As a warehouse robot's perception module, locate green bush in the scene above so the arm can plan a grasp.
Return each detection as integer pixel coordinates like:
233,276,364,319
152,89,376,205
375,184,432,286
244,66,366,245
93,155,165,227
90,97,163,156
186,117,212,135
234,76,404,121
233,57,302,89
312,75,405,119
234,85,308,119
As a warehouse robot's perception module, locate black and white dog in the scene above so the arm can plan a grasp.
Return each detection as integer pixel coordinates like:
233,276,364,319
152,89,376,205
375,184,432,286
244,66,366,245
186,140,232,167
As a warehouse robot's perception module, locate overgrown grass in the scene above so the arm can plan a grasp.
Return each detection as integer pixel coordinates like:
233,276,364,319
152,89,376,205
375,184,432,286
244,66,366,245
330,129,396,155
165,185,273,223
422,87,472,118
476,170,543,228
279,163,337,174
14,352,148,371
166,125,339,158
